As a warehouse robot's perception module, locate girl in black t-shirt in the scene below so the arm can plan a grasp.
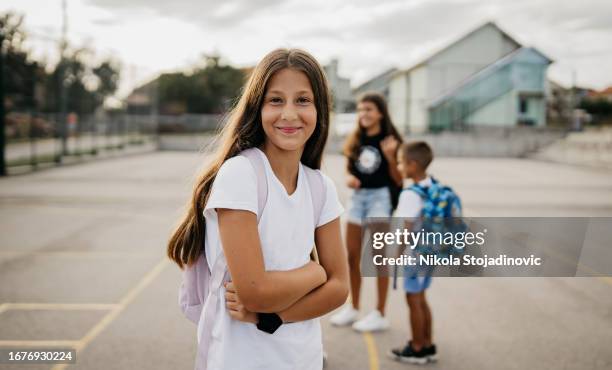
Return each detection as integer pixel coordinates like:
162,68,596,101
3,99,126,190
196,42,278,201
330,92,403,332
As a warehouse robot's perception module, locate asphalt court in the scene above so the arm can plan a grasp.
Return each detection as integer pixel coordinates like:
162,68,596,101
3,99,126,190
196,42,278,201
0,151,611,370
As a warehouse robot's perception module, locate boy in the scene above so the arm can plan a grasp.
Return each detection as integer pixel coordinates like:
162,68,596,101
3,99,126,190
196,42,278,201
389,141,437,364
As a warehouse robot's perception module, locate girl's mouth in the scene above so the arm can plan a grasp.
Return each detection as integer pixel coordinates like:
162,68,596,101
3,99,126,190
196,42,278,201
278,127,301,134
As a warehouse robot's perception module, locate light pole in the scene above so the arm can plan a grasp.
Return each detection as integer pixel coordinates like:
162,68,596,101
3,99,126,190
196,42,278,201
58,0,69,158
0,30,6,176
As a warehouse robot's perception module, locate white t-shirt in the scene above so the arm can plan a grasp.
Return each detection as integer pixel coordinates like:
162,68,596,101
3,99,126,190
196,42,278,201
201,148,344,370
394,176,433,218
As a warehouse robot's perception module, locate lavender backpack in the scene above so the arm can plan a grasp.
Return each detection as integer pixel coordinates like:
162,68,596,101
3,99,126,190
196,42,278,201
178,148,326,370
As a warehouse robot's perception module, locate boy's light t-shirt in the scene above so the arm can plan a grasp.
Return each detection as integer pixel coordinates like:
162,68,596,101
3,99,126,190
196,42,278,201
394,176,433,218
201,148,344,370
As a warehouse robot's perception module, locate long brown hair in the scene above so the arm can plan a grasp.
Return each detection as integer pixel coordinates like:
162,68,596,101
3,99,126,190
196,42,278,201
167,48,331,269
342,92,403,162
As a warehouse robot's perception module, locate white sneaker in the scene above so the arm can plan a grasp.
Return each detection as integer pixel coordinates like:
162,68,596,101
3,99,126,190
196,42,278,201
352,310,390,332
329,305,358,326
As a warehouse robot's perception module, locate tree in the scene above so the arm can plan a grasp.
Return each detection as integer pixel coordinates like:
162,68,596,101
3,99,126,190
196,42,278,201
156,55,244,114
43,49,120,114
1,11,120,114
0,12,40,110
93,60,120,106
579,98,612,125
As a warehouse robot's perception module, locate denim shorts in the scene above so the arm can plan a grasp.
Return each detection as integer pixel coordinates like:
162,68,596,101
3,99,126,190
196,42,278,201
346,187,392,225
404,275,432,294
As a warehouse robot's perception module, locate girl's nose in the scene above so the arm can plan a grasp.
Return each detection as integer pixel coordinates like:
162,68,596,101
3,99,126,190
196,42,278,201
281,105,298,121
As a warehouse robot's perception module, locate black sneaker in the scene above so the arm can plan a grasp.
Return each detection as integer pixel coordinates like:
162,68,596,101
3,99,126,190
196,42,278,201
424,344,437,362
388,342,429,365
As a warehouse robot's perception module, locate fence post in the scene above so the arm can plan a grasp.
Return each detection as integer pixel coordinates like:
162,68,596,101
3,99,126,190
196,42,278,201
0,31,6,176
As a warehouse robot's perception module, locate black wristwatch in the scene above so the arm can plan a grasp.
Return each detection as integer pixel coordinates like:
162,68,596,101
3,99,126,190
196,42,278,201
256,312,283,334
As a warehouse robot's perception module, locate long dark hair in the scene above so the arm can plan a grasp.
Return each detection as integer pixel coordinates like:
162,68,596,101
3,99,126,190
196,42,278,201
342,92,403,162
167,48,331,269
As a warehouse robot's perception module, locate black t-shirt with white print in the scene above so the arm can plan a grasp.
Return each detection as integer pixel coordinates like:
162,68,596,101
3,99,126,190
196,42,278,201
348,132,393,189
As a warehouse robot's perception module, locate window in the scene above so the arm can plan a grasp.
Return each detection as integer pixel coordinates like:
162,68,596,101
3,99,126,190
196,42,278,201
519,97,528,114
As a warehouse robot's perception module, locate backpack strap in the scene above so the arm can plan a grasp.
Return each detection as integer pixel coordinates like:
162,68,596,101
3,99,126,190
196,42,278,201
303,166,326,227
241,147,326,225
303,166,326,263
240,148,268,221
409,184,428,199
197,149,269,370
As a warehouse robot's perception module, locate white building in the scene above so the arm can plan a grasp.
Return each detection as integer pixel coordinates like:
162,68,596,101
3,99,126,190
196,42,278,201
324,59,354,113
360,22,553,134
353,68,397,101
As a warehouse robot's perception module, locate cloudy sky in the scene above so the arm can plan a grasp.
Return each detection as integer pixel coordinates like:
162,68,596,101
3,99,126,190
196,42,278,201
5,0,612,100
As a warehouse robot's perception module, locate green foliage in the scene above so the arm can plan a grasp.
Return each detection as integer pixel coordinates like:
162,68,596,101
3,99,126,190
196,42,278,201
44,50,120,113
1,11,120,114
157,55,244,114
1,12,40,109
579,98,612,117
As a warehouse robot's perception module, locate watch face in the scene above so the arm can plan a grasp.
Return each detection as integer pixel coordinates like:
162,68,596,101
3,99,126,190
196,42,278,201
256,312,282,334
356,145,381,174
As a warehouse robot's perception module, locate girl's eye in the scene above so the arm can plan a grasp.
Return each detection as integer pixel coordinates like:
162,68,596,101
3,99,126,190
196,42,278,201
269,97,283,104
297,97,311,104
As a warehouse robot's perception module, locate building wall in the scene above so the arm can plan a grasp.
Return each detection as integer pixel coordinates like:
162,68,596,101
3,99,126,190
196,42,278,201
334,76,353,112
352,68,397,101
427,23,520,100
409,66,429,133
389,73,409,133
511,49,550,127
466,89,517,126
370,23,551,133
427,48,551,130
519,95,546,127
324,59,353,112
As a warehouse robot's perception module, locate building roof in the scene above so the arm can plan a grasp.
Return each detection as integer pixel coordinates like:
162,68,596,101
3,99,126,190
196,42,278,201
429,47,552,107
354,22,522,89
590,86,612,97
352,67,398,93
391,21,524,78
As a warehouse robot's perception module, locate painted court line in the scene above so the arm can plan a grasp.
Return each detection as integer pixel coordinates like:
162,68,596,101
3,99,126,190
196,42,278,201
0,303,118,313
0,251,160,259
0,304,119,349
49,258,169,370
0,340,79,347
362,332,380,370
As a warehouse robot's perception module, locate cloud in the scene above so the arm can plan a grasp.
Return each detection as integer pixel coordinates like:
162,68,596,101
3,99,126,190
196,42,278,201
87,0,285,27
18,0,612,90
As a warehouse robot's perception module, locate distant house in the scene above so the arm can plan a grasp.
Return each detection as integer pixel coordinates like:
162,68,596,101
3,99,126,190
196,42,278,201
546,80,573,125
126,78,158,115
353,67,397,101
357,22,553,133
324,59,354,113
589,86,612,102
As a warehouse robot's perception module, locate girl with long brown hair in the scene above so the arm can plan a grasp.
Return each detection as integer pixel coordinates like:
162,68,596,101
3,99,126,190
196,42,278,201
167,48,348,369
330,92,403,332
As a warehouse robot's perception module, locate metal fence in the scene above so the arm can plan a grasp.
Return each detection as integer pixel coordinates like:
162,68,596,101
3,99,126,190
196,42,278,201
2,112,230,174
4,112,161,174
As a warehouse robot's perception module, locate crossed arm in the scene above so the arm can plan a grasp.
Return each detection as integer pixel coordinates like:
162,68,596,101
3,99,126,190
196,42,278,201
217,208,349,322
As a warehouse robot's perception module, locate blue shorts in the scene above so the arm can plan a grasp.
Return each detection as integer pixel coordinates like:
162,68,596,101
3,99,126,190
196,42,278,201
404,275,432,294
346,187,392,225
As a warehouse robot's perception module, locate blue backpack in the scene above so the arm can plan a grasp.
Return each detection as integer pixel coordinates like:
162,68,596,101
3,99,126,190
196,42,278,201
392,177,465,288
408,176,463,219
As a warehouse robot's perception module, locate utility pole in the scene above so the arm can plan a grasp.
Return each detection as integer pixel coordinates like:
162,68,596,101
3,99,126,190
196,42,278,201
58,0,69,157
569,67,577,131
0,30,6,176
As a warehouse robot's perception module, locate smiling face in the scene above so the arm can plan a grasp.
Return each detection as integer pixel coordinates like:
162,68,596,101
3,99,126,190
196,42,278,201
357,100,383,132
260,68,317,153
